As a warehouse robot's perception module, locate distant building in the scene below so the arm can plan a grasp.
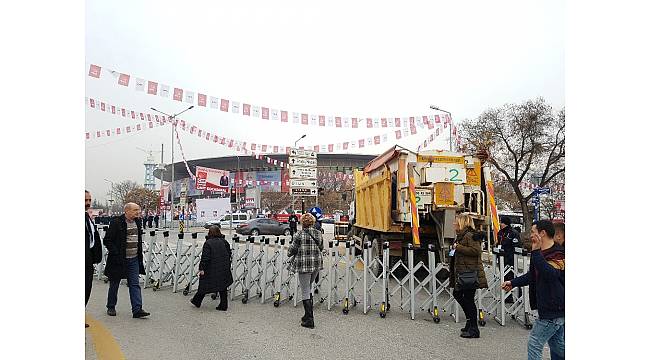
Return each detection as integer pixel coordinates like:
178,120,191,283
143,151,157,190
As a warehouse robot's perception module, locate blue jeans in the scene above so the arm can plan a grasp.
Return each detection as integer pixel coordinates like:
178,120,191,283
107,257,142,314
528,317,565,360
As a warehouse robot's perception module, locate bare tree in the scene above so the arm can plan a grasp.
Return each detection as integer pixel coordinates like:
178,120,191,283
125,187,159,213
110,180,140,207
261,192,291,213
459,97,565,242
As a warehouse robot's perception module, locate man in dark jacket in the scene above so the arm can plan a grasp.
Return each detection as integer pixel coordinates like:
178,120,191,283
103,202,151,318
502,220,564,360
288,212,299,237
85,191,103,328
498,217,520,302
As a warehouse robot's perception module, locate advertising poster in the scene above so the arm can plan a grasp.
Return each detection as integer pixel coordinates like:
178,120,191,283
196,198,231,222
195,166,230,192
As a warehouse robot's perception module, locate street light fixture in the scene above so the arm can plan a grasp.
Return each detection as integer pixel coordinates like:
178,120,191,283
104,178,114,215
150,105,194,227
294,134,306,147
430,105,453,151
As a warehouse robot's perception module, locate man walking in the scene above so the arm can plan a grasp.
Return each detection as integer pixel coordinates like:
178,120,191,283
85,190,103,328
502,220,564,359
498,217,520,302
103,202,151,318
154,212,160,228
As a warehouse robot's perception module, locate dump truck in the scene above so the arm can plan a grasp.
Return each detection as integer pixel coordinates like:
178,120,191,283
348,145,500,277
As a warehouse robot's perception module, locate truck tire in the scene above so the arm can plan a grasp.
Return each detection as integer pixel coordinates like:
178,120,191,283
365,235,381,277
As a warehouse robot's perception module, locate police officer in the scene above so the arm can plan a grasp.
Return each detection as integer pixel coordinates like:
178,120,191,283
498,217,520,303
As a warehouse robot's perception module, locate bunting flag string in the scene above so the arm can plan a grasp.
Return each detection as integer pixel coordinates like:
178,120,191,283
87,64,454,130
174,124,196,179
85,97,450,154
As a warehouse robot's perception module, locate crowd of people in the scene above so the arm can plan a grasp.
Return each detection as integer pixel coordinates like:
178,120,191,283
85,190,564,358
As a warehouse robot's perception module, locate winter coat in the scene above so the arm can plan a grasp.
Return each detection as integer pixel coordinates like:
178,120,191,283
86,213,102,269
449,229,488,289
102,214,145,280
511,243,565,319
198,235,234,294
287,227,323,274
498,225,520,266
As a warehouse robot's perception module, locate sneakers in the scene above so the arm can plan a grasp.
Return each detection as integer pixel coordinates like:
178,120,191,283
133,310,151,318
190,298,201,308
107,308,116,316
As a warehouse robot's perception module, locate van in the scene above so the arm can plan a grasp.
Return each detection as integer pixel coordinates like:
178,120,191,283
204,212,251,229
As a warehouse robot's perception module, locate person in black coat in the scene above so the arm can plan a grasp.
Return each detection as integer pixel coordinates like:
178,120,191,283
103,203,150,318
498,217,520,303
191,226,234,310
85,191,103,328
288,212,299,236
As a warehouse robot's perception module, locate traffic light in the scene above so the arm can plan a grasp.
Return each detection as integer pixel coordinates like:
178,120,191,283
230,188,236,203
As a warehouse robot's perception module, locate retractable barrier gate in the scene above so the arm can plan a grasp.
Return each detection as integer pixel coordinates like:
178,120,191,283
273,237,297,307
181,233,202,296
230,235,251,302
363,241,389,317
152,231,176,291
91,229,541,330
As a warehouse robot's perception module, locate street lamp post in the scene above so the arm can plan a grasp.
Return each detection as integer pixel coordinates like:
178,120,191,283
104,178,114,215
151,105,194,229
236,155,240,212
294,134,306,148
429,106,453,151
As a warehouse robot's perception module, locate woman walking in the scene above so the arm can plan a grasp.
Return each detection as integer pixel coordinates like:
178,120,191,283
287,213,324,329
191,226,234,311
449,214,488,338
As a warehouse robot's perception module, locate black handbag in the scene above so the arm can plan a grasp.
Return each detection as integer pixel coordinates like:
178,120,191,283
457,270,479,290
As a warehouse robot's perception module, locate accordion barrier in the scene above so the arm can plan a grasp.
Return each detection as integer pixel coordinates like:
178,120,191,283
95,227,537,329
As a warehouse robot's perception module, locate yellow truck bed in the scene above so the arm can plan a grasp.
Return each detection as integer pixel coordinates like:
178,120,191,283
354,168,392,232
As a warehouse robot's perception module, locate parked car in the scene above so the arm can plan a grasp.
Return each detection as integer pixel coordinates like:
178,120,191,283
235,218,291,236
321,218,335,224
204,212,250,229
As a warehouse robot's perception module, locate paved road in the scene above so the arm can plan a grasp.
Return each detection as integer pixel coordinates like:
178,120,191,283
85,278,547,360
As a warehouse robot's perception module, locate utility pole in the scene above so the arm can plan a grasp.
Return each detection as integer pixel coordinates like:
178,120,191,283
429,105,453,151
151,105,194,230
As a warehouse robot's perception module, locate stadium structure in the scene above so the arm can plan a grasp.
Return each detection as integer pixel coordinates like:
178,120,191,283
153,153,376,209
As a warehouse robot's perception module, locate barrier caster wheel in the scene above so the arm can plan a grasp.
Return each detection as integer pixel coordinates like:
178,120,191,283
433,317,440,323
273,293,280,307
525,324,533,330
104,279,108,284
152,287,157,292
343,308,349,315
183,289,189,296
274,300,280,307
242,297,248,304
211,294,217,300
479,320,486,326
379,303,387,318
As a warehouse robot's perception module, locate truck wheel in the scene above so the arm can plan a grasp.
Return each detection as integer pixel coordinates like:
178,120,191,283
251,229,259,236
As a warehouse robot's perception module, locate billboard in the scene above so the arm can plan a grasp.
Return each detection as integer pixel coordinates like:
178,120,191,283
196,198,231,222
196,166,230,192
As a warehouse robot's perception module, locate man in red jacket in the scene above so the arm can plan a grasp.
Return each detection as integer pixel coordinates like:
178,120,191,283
502,220,565,360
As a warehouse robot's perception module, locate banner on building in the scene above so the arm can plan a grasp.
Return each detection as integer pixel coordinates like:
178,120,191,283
195,166,230,192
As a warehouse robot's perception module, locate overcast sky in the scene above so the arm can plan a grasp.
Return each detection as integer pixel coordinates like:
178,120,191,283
85,0,564,203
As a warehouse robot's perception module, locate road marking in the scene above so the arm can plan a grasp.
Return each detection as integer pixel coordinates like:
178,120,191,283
86,314,125,360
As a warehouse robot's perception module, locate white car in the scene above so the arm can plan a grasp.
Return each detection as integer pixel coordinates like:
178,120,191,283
204,212,251,229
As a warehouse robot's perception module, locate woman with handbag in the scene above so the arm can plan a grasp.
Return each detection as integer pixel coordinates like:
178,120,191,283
287,213,324,329
449,214,488,338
